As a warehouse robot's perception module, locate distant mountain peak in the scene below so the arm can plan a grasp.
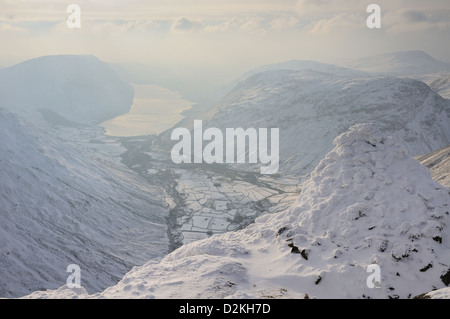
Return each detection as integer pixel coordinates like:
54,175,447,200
382,50,434,58
340,50,450,76
0,55,133,125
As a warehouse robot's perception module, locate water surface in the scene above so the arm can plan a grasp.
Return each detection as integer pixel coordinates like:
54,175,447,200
101,84,194,137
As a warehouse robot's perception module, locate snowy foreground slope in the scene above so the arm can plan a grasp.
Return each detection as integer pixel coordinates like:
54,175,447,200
0,107,168,298
0,55,133,124
23,124,450,299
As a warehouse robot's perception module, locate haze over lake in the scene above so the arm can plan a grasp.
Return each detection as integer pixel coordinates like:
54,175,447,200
101,84,194,137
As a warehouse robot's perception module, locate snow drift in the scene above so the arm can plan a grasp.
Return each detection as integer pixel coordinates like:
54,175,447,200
23,123,450,299
0,55,134,124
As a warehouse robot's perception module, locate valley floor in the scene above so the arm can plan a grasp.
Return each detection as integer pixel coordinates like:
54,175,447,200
51,123,303,254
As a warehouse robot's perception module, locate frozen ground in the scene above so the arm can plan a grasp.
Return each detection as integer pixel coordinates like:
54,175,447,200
118,136,302,250
173,170,298,244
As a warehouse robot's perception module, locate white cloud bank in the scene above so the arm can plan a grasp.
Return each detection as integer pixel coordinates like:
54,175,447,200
0,0,449,75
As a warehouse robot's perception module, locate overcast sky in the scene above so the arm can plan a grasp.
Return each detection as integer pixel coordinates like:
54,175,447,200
1,0,449,81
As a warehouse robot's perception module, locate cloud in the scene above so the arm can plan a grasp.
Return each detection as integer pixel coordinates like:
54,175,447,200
203,17,242,33
202,16,269,35
306,12,363,34
295,0,361,17
171,17,204,32
0,22,26,32
47,18,163,36
402,10,428,23
94,20,161,34
294,0,450,36
269,16,299,31
238,16,266,34
295,0,329,12
383,8,450,33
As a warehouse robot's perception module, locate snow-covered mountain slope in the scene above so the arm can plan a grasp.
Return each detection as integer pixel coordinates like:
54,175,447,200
167,60,372,131
0,107,168,298
247,60,363,75
339,51,450,76
417,145,450,188
200,68,450,176
230,60,369,89
338,51,450,99
0,55,134,124
23,124,450,299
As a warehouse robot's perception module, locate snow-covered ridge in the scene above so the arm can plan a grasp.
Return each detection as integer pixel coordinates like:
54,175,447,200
0,55,134,124
230,59,370,89
202,68,450,176
22,124,450,299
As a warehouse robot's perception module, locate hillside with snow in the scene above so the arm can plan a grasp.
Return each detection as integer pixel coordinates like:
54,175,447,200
0,107,169,298
0,55,134,125
338,51,450,100
219,60,369,96
22,124,450,299
197,67,450,176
